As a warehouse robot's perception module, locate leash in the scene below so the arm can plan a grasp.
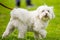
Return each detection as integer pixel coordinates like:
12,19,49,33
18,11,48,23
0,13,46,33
0,0,20,10
0,3,13,10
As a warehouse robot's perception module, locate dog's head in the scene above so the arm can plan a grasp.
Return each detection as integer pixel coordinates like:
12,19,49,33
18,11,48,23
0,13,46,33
37,5,55,21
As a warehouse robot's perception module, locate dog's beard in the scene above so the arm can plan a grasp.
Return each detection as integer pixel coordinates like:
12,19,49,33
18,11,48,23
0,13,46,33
41,15,50,21
37,15,50,22
38,13,50,21
42,17,49,21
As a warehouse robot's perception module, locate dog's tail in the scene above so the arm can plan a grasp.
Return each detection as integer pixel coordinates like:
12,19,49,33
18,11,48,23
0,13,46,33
0,3,13,10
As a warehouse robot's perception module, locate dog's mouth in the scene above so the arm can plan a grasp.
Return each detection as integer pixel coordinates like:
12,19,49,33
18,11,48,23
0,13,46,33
42,15,50,21
44,15,48,18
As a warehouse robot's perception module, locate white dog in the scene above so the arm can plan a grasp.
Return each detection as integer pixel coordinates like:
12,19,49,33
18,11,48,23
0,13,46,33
2,5,55,39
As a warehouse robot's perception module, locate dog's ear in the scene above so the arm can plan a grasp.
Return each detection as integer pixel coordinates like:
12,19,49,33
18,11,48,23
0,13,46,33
50,6,55,19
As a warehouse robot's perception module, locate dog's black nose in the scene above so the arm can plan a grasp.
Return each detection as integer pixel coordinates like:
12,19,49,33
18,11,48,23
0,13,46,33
45,13,47,16
45,13,48,17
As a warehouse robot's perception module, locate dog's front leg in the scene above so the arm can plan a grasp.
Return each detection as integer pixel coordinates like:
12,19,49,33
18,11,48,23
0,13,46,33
34,31,39,40
39,30,47,38
18,24,27,39
2,20,15,38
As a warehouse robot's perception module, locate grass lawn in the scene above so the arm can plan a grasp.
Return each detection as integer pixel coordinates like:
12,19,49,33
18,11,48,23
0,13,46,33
0,0,60,40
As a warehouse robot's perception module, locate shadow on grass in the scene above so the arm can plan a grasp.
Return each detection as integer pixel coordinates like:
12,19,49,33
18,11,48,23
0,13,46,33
0,36,35,40
0,36,60,40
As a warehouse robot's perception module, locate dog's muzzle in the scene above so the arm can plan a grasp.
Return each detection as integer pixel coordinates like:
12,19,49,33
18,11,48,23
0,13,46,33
42,13,50,21
44,13,48,18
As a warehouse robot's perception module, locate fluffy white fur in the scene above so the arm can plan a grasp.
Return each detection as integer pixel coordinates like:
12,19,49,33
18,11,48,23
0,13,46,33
2,5,55,39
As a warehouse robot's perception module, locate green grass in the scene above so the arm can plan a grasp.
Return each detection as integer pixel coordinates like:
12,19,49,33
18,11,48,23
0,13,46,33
0,0,60,40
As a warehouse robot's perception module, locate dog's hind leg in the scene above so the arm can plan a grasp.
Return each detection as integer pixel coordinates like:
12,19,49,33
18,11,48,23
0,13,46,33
2,18,15,38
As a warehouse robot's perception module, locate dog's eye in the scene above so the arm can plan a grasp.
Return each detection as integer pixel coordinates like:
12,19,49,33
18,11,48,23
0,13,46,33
42,10,45,12
47,10,49,12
